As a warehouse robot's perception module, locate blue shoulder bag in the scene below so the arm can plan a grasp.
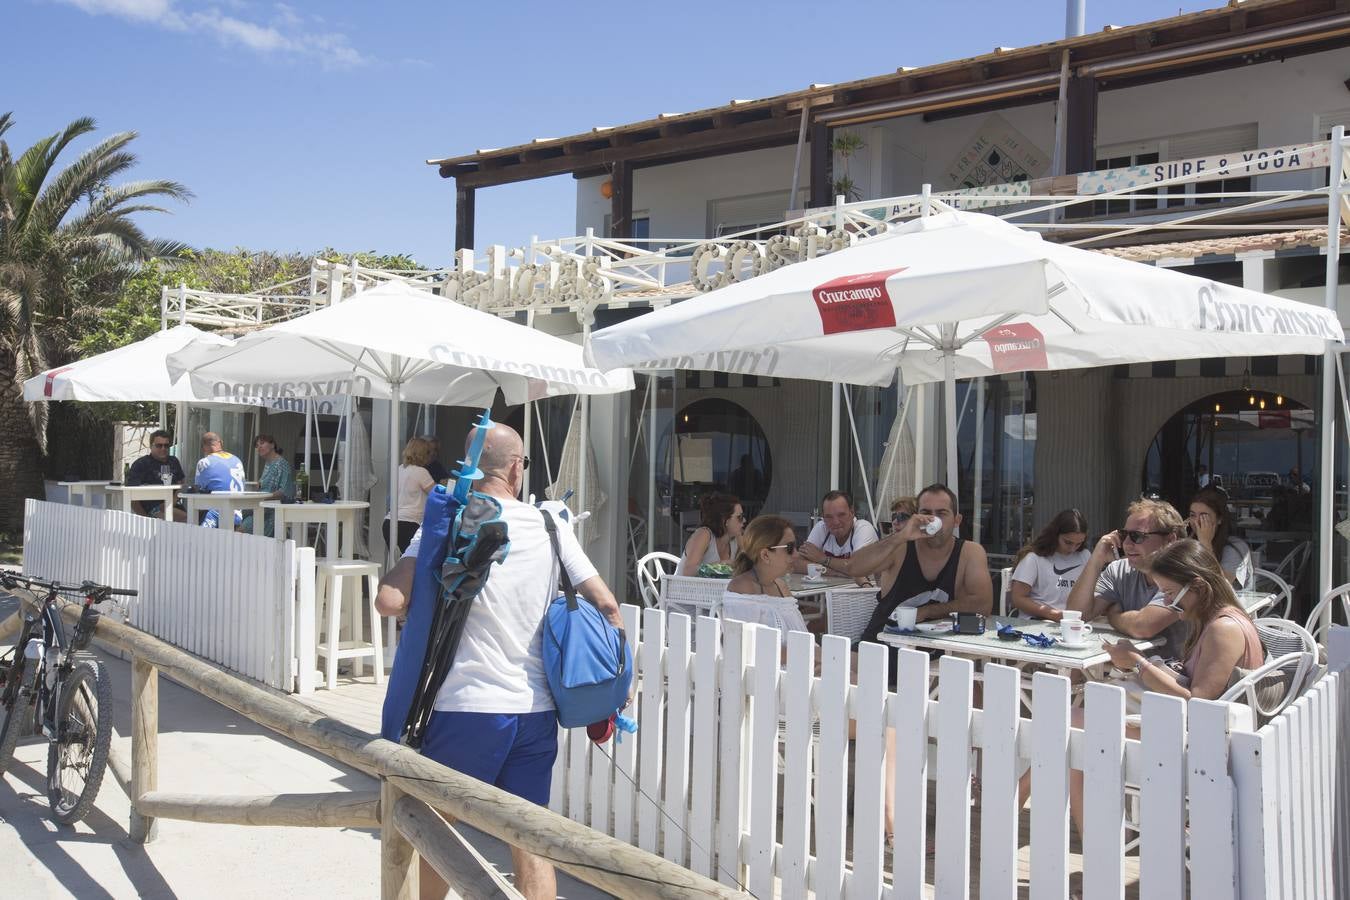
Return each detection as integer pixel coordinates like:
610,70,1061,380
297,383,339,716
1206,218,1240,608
539,510,633,728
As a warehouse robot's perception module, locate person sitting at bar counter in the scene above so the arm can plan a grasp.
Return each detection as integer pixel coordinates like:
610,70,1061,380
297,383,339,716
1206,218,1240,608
238,433,296,536
1064,497,1189,659
125,429,186,521
194,431,246,528
801,483,992,641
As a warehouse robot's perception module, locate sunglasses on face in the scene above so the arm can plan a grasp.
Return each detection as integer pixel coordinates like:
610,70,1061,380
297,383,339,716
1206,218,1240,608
769,542,798,555
892,512,912,524
512,455,530,470
1117,529,1170,544
152,442,171,449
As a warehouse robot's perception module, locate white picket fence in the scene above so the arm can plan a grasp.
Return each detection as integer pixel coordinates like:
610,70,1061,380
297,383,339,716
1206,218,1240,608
21,499,315,692
550,606,1345,899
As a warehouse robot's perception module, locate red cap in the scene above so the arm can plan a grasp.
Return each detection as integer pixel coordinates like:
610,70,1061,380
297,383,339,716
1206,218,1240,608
587,716,615,744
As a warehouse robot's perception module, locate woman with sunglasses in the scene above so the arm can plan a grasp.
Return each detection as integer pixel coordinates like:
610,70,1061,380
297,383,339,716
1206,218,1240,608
678,492,744,576
1187,485,1253,590
722,515,808,647
1009,509,1090,621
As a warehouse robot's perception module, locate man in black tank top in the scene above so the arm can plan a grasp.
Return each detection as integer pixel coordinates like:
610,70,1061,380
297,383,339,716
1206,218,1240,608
800,483,993,645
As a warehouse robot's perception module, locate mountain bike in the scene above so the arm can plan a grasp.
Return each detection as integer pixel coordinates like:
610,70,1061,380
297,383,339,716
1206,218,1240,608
0,572,135,825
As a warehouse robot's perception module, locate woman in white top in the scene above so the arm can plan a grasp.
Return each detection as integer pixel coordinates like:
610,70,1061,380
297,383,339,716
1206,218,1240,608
1187,486,1253,590
383,436,436,555
679,492,744,575
722,515,807,645
1010,508,1090,621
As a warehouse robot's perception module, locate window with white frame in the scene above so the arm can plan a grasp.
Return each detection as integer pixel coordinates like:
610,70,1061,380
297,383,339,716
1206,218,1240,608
707,189,809,238
1094,123,1257,215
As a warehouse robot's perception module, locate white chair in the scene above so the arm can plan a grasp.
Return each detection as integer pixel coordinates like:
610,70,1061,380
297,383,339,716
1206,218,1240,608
659,574,728,620
1248,567,1293,618
1304,582,1350,646
636,551,680,609
824,587,879,643
314,558,384,691
1272,540,1311,591
1219,617,1318,726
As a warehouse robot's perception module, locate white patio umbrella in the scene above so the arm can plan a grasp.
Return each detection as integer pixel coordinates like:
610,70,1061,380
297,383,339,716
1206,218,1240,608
587,209,1345,488
166,280,633,567
23,324,239,403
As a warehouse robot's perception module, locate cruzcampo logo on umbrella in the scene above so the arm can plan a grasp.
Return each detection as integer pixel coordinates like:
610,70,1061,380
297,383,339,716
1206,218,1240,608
983,322,1049,373
811,267,905,334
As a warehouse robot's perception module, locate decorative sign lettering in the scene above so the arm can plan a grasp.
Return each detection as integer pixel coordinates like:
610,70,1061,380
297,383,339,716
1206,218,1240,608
983,323,1048,373
1077,142,1330,196
945,113,1049,190
811,268,904,334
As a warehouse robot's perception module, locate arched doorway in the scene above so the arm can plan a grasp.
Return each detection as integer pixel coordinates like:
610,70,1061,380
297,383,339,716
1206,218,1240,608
1142,389,1316,534
663,398,772,522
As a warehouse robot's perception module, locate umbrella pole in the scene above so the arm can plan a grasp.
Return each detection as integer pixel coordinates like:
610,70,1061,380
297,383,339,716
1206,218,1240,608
648,374,657,556
1317,124,1344,610
830,384,841,488
522,399,532,500
943,349,959,490
388,374,403,573
342,393,353,500
972,377,986,544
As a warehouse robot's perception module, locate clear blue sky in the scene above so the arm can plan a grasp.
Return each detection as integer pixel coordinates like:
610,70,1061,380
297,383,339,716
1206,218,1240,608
11,0,1220,267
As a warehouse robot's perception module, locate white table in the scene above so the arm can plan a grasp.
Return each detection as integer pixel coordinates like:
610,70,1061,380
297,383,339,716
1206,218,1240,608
182,491,273,529
879,615,1160,711
104,484,179,520
58,480,112,509
785,572,859,599
1237,589,1279,616
262,501,369,559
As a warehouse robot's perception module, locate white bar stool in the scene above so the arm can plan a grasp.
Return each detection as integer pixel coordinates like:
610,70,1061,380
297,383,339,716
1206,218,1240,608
315,558,383,691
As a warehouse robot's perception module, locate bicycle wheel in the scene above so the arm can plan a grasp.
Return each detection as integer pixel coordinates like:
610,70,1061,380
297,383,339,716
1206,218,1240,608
46,656,111,825
0,655,35,775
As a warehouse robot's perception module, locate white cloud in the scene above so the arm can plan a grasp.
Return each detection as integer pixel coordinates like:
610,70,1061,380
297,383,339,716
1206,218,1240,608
51,0,367,68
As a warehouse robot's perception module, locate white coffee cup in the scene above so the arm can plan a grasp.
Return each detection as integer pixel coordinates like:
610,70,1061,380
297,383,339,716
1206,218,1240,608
894,607,918,630
806,563,825,580
1062,620,1094,645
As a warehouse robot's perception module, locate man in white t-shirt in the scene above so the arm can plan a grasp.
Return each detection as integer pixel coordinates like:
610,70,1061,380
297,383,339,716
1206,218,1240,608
375,423,621,900
796,490,880,574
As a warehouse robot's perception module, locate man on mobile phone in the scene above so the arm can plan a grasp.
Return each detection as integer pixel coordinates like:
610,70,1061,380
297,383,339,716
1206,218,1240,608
1065,498,1189,658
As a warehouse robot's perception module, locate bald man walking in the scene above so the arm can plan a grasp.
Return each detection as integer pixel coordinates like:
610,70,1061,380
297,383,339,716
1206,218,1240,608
376,423,621,900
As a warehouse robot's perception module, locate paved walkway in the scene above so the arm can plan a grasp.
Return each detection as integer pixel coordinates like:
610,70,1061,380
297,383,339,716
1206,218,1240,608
0,595,610,899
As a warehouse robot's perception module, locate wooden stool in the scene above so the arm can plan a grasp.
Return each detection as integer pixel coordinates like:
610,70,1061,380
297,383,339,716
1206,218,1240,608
315,558,383,691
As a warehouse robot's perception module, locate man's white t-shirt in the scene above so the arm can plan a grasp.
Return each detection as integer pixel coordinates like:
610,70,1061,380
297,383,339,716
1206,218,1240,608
403,496,598,714
805,518,879,558
1010,549,1090,612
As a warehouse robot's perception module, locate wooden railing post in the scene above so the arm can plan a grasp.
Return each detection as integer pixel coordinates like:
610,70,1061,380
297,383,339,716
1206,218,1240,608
381,780,417,900
130,655,159,843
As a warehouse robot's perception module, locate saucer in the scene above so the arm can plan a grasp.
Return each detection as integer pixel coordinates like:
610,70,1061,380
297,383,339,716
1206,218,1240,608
1058,639,1092,649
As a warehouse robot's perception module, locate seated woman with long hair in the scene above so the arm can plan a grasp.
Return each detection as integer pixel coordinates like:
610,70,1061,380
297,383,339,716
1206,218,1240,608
721,515,808,646
1025,539,1268,839
679,492,744,576
1186,485,1253,590
1009,508,1090,621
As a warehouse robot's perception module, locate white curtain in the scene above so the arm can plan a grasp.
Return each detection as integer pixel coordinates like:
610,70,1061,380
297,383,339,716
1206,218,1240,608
546,400,606,543
874,411,917,518
339,404,377,558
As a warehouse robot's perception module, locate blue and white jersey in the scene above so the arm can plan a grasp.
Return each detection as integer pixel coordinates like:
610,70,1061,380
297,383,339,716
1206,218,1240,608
194,451,246,527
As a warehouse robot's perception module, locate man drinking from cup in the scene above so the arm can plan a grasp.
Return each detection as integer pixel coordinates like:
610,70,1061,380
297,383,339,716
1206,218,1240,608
800,483,992,645
1064,498,1189,659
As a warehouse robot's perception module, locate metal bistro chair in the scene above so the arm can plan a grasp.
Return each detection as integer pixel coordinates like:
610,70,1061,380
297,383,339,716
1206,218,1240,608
1304,581,1350,647
1272,540,1312,593
1218,617,1319,727
636,551,680,609
1247,567,1293,619
658,573,728,621
997,566,1013,617
824,587,880,643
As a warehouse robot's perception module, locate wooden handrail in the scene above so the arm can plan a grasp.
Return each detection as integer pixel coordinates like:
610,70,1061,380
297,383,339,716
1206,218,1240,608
2,606,747,898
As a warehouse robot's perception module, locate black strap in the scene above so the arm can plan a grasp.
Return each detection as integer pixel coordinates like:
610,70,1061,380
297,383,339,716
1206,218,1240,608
540,509,579,611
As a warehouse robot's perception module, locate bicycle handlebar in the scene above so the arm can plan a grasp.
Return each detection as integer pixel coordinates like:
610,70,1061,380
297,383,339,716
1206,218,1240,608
0,571,138,599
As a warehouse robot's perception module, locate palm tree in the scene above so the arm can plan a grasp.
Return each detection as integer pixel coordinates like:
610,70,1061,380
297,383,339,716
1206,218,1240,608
0,113,191,532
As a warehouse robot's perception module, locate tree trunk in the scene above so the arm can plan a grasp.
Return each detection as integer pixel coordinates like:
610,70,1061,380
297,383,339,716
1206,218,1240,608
0,356,47,534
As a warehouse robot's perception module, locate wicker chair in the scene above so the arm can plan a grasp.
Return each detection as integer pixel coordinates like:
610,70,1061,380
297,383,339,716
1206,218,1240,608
658,574,728,620
1247,567,1293,618
1218,617,1319,726
1304,581,1350,646
824,587,880,643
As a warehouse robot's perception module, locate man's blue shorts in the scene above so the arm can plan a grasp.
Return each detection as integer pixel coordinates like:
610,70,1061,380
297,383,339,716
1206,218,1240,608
420,710,558,806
